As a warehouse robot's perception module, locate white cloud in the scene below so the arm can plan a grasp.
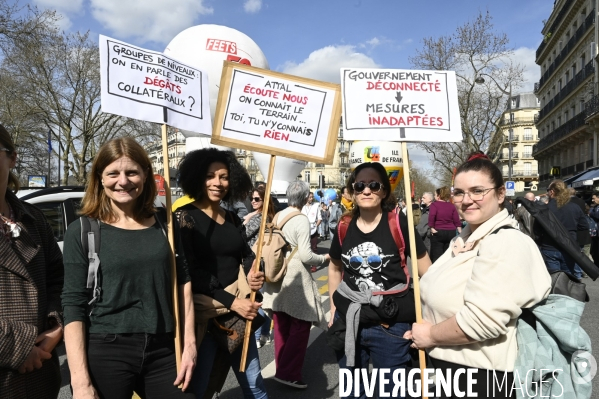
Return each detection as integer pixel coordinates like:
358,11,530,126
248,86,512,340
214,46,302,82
33,0,84,30
514,47,540,93
366,37,381,48
280,45,379,83
34,0,83,13
244,0,262,13
90,0,213,44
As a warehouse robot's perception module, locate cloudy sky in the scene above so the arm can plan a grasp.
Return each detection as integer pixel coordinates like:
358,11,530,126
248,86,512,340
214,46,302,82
31,0,553,171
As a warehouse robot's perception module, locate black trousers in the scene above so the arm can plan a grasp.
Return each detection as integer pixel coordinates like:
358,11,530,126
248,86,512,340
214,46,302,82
86,332,195,399
430,229,457,262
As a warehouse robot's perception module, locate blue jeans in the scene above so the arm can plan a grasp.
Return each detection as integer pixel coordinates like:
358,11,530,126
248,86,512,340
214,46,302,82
191,329,268,399
336,318,413,399
254,307,271,340
540,248,582,279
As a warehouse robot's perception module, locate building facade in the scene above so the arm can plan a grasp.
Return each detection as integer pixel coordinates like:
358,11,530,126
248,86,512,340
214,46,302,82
145,129,186,176
490,93,540,192
300,126,351,191
533,0,598,190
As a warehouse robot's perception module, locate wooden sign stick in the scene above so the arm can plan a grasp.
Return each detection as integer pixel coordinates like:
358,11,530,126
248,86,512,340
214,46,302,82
400,136,427,399
240,154,277,372
161,110,182,375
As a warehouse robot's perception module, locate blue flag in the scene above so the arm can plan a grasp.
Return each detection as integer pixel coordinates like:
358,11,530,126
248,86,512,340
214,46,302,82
47,129,52,154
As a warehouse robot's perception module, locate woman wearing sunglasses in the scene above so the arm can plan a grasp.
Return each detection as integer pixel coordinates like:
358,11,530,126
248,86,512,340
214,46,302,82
405,152,550,398
243,185,275,349
243,186,276,248
328,162,431,398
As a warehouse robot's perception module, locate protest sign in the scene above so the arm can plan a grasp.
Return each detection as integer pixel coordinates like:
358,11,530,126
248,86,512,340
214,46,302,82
211,62,341,164
99,35,211,134
340,68,461,142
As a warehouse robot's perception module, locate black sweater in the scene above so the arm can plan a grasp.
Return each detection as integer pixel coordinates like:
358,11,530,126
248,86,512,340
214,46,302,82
175,205,252,308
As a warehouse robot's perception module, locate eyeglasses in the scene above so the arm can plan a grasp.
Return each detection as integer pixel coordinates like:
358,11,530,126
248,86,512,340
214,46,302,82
251,197,262,202
452,187,498,202
352,181,383,193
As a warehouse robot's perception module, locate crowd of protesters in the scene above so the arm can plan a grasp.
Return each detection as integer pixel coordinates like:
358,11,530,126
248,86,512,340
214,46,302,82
0,123,592,399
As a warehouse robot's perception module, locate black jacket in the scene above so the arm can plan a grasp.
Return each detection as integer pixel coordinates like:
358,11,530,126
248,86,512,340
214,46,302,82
516,197,599,280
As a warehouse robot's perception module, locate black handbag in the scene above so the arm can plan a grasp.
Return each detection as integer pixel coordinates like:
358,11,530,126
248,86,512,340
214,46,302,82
209,311,265,354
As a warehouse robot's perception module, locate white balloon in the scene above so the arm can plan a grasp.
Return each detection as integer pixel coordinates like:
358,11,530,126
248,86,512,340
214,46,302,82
184,136,231,153
252,152,307,195
164,25,269,138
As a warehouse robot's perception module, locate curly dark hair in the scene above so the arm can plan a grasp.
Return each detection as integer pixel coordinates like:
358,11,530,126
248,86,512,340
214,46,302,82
178,148,252,204
346,162,395,217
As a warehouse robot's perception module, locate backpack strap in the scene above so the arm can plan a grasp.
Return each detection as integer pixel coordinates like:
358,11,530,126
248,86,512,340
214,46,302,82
337,215,352,246
80,216,101,310
274,210,303,228
490,225,516,235
154,207,168,237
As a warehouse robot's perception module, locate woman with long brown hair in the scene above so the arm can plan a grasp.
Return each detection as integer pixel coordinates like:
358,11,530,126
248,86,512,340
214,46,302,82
0,124,64,398
243,185,276,247
62,137,195,399
540,179,588,279
243,185,275,348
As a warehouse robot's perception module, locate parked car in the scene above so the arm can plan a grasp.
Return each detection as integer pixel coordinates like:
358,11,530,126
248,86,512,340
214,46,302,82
20,186,85,250
20,186,171,250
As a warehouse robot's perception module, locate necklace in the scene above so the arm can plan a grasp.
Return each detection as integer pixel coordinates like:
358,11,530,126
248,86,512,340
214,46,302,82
0,202,19,242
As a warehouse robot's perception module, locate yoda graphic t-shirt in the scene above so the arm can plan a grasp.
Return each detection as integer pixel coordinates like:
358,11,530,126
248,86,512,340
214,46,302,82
329,211,426,323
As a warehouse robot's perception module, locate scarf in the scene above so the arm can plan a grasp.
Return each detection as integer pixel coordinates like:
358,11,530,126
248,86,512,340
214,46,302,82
341,197,353,212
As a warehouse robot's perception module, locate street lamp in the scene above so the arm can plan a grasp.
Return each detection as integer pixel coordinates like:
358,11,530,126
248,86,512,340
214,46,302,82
475,74,513,182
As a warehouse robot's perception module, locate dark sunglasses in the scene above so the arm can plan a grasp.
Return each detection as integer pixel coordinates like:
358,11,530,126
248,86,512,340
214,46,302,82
352,181,383,193
251,197,262,202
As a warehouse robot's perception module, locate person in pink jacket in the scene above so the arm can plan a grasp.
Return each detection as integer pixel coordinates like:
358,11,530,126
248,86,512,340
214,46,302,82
428,186,462,262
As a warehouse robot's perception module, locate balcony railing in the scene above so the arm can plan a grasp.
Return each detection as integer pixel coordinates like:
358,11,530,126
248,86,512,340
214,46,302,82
537,60,594,122
502,169,539,178
522,135,539,141
508,135,520,142
536,0,576,59
533,110,587,155
339,162,350,168
499,152,519,160
585,94,599,119
536,9,595,92
499,117,536,126
521,152,533,159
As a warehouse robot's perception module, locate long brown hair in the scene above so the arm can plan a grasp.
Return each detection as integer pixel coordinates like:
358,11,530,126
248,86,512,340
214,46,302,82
0,124,20,193
253,186,276,222
436,186,451,201
548,180,570,208
80,137,156,222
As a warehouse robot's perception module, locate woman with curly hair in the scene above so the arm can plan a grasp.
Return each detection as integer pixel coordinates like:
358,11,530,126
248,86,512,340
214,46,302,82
174,148,268,399
541,179,588,279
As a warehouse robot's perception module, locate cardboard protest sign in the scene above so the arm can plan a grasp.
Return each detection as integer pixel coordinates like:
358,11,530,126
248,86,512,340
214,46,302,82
211,62,341,164
340,68,462,142
99,35,211,133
